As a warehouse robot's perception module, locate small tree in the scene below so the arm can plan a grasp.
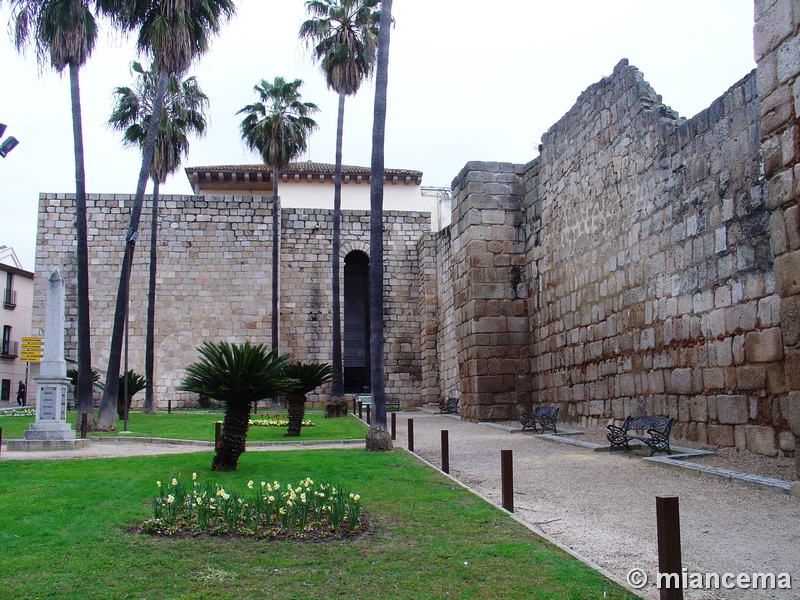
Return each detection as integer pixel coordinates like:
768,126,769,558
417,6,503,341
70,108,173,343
282,362,334,437
116,370,148,419
179,341,295,471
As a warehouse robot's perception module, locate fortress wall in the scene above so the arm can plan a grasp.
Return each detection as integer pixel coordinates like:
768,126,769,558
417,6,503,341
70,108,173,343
34,195,429,407
524,61,787,454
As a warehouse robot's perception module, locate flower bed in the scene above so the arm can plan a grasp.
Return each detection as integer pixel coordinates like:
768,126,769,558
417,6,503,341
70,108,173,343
247,414,315,428
0,407,35,418
140,475,363,539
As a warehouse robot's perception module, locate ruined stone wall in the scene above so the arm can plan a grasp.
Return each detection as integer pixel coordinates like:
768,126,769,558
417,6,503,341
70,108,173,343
755,0,800,471
34,194,429,407
434,227,459,400
524,61,788,455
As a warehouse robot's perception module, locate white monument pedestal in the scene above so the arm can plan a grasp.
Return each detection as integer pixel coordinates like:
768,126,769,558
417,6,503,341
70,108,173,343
8,268,88,452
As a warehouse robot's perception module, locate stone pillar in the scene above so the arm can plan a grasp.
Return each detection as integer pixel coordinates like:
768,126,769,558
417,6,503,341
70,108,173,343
451,162,531,421
417,233,440,405
755,0,800,479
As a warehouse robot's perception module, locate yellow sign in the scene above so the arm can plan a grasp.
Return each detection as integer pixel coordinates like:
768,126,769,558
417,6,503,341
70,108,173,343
22,337,43,346
20,354,41,363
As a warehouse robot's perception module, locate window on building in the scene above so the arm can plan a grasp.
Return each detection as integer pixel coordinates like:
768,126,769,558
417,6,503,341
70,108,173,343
343,251,370,394
2,325,11,355
3,272,15,308
1,379,10,402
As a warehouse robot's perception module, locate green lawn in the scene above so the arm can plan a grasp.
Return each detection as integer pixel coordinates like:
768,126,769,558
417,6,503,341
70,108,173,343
0,449,637,600
0,409,367,442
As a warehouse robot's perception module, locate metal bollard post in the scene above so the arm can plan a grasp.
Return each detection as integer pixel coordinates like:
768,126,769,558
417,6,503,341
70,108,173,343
391,412,396,440
0,427,3,459
353,398,357,414
656,496,684,600
81,413,88,439
215,422,222,449
366,404,371,425
358,401,363,420
408,418,414,452
441,430,449,474
168,399,172,414
501,449,514,512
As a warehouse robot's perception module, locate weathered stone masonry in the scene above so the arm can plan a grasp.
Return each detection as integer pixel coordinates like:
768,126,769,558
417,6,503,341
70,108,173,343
33,195,429,407
428,58,795,459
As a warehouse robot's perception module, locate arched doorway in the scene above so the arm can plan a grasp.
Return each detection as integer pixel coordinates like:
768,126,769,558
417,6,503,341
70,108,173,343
343,251,370,393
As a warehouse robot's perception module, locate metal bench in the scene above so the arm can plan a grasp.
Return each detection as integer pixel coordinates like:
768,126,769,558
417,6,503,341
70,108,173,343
357,395,400,411
438,397,459,414
607,415,674,456
519,405,559,433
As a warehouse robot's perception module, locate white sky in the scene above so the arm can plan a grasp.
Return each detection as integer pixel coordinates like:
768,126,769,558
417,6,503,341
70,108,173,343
1,0,757,271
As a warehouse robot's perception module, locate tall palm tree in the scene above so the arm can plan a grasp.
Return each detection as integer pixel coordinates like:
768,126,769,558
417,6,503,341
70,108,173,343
365,0,393,452
179,341,295,471
96,0,236,430
237,77,319,354
282,362,334,437
9,0,97,423
108,61,209,414
299,0,380,404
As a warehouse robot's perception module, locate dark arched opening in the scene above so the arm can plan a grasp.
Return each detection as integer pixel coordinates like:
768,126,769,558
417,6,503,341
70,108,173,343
343,251,370,394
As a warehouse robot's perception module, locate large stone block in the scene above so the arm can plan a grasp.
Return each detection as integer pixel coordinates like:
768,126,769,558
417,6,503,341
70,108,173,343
736,365,767,390
667,368,693,394
745,327,785,362
745,425,778,456
708,424,735,447
716,395,749,424
780,391,800,435
779,431,796,452
689,395,708,422
780,294,800,346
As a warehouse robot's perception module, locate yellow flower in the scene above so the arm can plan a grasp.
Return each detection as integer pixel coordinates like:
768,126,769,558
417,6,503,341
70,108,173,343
156,481,162,488
261,481,266,488
247,480,254,490
279,508,286,515
171,478,178,486
192,473,197,481
353,494,360,502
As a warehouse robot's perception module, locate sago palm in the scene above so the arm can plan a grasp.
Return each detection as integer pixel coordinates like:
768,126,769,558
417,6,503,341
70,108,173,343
97,0,236,430
109,60,209,414
179,341,295,471
237,77,319,353
116,369,148,419
300,0,380,403
9,0,98,423
281,362,334,437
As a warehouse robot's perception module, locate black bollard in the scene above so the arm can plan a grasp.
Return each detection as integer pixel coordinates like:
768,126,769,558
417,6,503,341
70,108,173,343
656,496,684,600
391,412,396,440
168,399,172,414
358,401,363,420
501,449,514,512
353,398,357,414
366,404,371,425
0,427,2,459
408,418,414,452
215,422,222,449
81,413,88,439
441,430,449,474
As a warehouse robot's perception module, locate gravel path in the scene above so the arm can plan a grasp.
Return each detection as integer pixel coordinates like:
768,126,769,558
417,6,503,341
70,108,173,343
2,412,798,599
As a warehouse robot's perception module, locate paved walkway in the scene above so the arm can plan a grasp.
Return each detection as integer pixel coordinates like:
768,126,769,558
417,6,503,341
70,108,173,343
390,411,800,600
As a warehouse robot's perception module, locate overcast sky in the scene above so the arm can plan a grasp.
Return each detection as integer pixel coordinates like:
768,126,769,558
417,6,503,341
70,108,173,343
1,0,756,271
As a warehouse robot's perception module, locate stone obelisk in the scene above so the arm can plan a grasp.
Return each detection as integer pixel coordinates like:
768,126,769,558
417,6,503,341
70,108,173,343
9,268,88,450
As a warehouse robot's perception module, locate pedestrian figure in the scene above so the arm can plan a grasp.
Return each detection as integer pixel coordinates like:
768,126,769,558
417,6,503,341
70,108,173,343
16,381,26,406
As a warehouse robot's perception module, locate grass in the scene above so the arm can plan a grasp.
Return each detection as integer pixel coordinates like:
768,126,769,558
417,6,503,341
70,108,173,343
0,449,638,600
0,409,368,442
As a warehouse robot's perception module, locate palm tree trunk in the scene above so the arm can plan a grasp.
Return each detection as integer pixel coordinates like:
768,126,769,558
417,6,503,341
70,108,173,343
143,179,159,414
285,395,306,437
331,91,346,400
366,0,393,450
96,70,168,430
212,401,252,471
271,165,280,352
69,62,94,422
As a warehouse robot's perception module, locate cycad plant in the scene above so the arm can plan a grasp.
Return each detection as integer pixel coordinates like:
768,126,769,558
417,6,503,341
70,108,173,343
116,369,148,419
281,362,334,437
179,341,295,471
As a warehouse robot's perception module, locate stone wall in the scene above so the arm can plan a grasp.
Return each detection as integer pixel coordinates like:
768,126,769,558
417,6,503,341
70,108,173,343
756,0,800,471
442,59,795,458
33,194,429,407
